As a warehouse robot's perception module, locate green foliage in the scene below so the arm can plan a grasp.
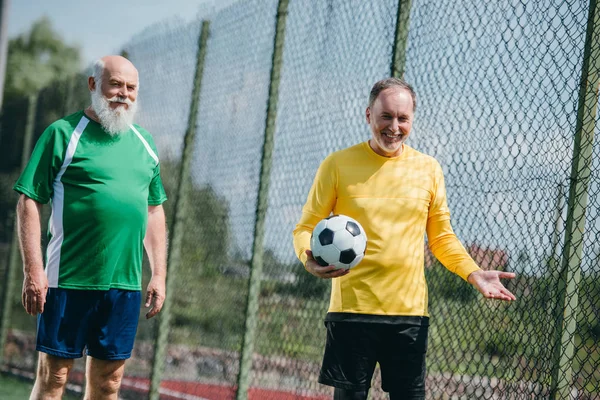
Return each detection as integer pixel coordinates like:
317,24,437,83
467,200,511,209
182,185,230,277
577,273,600,343
268,264,330,299
4,18,81,102
290,267,330,299
0,171,20,242
260,249,329,300
159,159,231,278
254,296,325,360
170,275,248,350
156,159,242,348
426,260,478,305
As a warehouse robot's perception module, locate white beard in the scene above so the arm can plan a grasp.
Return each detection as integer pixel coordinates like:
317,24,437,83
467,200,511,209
90,89,139,136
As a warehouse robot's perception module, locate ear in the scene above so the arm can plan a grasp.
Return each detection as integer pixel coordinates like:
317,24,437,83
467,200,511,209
365,107,371,124
88,76,96,92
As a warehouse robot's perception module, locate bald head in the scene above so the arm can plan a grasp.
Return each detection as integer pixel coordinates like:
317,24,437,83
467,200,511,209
90,55,139,92
100,55,138,79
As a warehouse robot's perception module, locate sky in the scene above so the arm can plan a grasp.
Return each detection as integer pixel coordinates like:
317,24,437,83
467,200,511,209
6,0,222,66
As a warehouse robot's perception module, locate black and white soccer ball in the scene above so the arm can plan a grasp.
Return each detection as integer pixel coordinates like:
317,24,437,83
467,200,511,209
310,214,367,270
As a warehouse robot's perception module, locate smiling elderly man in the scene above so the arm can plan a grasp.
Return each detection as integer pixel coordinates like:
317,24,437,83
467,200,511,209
14,55,168,400
293,77,516,400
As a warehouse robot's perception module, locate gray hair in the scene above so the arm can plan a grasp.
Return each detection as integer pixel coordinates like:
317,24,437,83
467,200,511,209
91,59,105,89
368,77,417,112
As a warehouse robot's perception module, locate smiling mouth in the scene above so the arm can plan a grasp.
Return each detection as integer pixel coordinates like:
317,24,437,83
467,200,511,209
383,132,402,139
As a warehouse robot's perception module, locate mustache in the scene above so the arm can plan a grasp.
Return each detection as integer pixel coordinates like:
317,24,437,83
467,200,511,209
107,96,135,106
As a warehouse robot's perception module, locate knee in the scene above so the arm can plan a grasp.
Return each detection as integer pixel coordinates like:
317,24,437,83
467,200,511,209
37,358,72,390
94,370,123,396
44,369,69,390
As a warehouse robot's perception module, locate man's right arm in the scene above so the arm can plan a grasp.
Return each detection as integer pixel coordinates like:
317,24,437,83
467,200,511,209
17,194,48,315
292,156,348,279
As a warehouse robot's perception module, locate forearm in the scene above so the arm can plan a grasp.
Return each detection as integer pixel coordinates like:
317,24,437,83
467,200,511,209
144,205,167,278
293,211,325,267
427,216,480,280
17,195,44,275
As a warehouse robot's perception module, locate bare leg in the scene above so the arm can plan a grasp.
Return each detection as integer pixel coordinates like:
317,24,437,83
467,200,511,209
83,356,126,400
30,352,74,400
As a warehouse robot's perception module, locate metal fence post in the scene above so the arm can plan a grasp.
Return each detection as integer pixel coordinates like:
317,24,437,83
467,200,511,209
550,183,566,271
0,94,38,365
391,0,413,78
550,0,600,397
235,0,288,398
148,20,211,400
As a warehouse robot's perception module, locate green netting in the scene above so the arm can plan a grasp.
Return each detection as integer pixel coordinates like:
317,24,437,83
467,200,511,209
401,0,593,398
577,128,600,393
171,0,279,388
119,18,204,384
259,1,399,398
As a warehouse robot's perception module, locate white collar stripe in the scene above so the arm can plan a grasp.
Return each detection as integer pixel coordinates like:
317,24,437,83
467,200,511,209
130,125,159,166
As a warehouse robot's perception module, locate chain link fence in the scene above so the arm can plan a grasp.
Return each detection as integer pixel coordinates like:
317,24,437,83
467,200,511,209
1,0,599,399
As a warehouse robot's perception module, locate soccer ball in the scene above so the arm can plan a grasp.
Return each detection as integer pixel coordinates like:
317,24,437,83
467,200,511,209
310,214,367,270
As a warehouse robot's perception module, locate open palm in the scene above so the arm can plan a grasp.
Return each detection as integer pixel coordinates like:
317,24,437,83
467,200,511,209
468,270,516,301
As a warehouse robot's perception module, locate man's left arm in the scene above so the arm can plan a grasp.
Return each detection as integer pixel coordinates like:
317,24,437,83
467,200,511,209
427,219,516,301
144,204,167,318
427,160,516,302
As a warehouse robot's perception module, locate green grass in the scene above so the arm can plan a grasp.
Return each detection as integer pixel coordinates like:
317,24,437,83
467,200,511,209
0,373,80,400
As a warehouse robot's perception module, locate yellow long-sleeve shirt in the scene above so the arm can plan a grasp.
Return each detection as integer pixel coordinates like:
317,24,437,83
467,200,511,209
293,142,480,320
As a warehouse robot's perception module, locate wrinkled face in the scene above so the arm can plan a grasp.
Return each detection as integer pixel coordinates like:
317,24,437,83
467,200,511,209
98,64,138,110
366,87,414,157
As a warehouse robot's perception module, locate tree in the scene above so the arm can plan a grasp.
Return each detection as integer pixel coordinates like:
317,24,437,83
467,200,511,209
0,18,83,244
3,17,81,102
426,259,478,304
158,159,232,277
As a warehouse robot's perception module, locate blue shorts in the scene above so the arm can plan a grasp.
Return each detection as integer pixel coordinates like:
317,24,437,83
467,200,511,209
37,288,141,360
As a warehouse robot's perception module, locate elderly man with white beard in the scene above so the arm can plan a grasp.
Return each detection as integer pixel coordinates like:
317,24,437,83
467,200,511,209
13,55,168,400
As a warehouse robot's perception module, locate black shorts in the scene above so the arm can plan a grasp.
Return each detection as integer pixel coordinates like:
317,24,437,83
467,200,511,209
318,320,428,396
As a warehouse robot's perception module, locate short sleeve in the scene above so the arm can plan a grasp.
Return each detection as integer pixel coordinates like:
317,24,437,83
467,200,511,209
148,162,167,206
13,125,65,204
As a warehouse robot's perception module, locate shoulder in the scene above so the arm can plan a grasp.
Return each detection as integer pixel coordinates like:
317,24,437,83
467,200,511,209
37,111,88,148
131,124,153,139
404,145,442,170
131,124,158,148
335,142,365,156
45,111,87,136
326,142,365,163
130,124,160,165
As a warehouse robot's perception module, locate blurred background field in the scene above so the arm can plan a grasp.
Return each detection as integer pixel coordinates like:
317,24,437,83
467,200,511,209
0,373,79,399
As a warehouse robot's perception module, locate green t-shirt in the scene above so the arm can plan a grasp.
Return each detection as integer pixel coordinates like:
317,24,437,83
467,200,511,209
14,111,167,291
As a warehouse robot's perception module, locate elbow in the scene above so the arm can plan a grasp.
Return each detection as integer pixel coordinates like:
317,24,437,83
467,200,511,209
428,232,456,252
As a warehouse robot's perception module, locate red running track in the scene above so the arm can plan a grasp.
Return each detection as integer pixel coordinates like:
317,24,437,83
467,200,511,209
4,367,330,399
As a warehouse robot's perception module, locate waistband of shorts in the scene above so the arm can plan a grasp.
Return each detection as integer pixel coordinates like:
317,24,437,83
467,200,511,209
324,312,429,326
